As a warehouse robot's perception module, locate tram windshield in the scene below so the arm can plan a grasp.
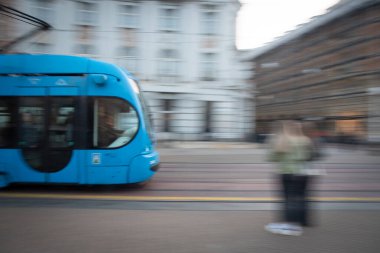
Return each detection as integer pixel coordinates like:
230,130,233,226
92,97,139,148
127,78,154,142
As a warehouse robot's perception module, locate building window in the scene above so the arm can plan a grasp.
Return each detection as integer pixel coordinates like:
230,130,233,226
32,0,54,24
76,25,94,42
31,42,51,54
200,53,217,81
201,5,219,35
158,49,180,78
118,3,139,28
159,6,179,31
75,1,98,25
162,99,172,133
117,46,138,74
74,44,96,57
0,19,9,42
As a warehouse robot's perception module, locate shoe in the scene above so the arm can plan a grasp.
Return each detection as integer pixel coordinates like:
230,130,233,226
265,223,303,236
277,224,303,236
265,223,285,234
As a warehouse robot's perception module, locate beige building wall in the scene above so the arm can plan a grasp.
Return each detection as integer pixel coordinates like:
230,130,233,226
247,1,380,143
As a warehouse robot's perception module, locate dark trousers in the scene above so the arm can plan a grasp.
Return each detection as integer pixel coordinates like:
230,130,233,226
281,173,311,226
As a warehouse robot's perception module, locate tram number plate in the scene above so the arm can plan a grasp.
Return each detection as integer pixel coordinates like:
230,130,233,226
92,153,101,165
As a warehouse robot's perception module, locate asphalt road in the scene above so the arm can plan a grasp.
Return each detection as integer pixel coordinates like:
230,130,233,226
0,204,379,253
0,144,379,253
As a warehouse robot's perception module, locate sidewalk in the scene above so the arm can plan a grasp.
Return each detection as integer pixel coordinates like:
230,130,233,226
157,141,380,164
157,140,260,149
157,140,378,152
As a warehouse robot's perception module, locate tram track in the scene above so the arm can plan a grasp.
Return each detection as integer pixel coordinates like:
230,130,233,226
1,157,379,204
0,164,380,203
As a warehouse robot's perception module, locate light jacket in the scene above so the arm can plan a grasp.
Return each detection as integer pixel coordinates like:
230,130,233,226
269,137,311,174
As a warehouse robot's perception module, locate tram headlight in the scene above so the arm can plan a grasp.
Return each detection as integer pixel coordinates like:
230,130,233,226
128,78,140,94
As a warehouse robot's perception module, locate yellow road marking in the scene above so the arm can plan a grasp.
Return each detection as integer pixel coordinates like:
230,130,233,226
1,193,380,202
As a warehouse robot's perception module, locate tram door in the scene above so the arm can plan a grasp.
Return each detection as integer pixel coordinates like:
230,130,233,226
18,87,79,184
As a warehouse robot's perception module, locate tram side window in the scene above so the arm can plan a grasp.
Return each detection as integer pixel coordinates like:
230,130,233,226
0,98,14,148
19,98,45,148
92,98,139,148
18,97,76,148
49,98,75,148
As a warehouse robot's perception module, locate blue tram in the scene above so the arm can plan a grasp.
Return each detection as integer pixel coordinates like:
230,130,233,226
0,54,159,188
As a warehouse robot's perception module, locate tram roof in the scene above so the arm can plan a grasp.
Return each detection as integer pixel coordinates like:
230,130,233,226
0,54,132,78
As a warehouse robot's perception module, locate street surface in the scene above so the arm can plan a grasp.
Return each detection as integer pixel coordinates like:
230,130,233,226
0,143,379,253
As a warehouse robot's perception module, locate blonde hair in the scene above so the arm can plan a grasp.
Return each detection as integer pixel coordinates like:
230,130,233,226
272,121,309,152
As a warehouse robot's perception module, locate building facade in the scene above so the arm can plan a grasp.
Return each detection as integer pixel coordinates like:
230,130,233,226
3,0,253,141
244,0,380,143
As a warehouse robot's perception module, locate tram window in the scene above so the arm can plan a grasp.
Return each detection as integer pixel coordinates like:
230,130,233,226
49,98,75,148
92,97,138,148
0,98,13,148
19,98,45,148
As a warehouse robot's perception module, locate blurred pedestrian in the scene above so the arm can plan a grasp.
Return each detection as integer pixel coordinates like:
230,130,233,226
303,121,323,162
265,120,313,236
